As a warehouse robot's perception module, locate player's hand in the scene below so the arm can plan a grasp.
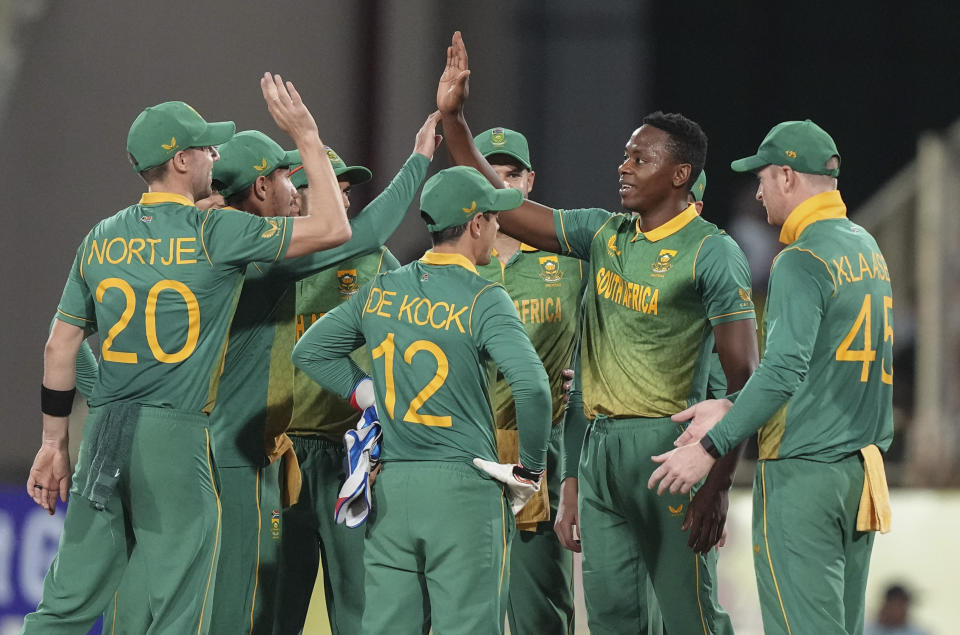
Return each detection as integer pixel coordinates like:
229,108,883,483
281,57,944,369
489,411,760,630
473,458,541,514
560,368,574,404
648,443,715,495
554,477,581,552
260,72,319,142
413,111,444,160
436,31,470,115
681,482,729,554
672,398,732,447
27,443,71,515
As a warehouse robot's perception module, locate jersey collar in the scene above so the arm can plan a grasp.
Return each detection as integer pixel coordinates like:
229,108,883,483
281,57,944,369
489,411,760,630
420,250,478,274
631,204,699,243
519,243,538,252
779,190,847,245
139,192,195,207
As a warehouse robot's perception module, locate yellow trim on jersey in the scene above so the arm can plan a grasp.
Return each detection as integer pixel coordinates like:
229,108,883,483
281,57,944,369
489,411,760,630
556,210,573,254
249,470,262,635
375,247,388,273
139,192,195,207
79,235,89,281
761,462,792,635
200,208,215,266
691,234,711,281
197,429,222,635
635,204,699,243
498,495,508,595
419,250,478,274
519,243,538,252
709,308,755,321
773,246,839,297
468,283,502,336
779,190,846,245
273,217,288,262
110,591,118,634
56,308,94,323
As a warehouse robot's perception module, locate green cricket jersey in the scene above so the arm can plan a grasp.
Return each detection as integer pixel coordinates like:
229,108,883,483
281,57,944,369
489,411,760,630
554,204,755,419
55,192,293,411
212,153,429,466
287,247,401,441
291,251,553,471
707,191,894,461
477,244,584,429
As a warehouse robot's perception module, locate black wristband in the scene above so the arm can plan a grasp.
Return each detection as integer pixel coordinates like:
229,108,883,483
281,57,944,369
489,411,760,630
513,463,544,484
41,385,76,417
699,435,722,459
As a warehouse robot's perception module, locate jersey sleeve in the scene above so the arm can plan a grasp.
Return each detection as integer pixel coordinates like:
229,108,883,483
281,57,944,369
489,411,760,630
561,329,588,481
695,233,756,326
553,208,614,260
200,208,294,266
471,284,552,471
291,280,372,399
55,237,97,329
707,248,834,455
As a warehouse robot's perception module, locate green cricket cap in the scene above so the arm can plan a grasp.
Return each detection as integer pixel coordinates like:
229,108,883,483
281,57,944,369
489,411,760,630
127,101,235,172
420,166,523,232
475,127,532,170
287,146,373,189
731,119,841,176
211,130,298,197
690,170,706,202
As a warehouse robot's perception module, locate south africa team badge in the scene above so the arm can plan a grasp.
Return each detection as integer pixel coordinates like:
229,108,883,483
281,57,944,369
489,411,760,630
337,269,359,296
491,128,506,146
538,255,563,284
651,249,678,275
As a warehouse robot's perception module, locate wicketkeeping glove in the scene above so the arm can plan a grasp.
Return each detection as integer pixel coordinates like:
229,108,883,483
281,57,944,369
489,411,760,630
334,379,382,528
472,458,543,515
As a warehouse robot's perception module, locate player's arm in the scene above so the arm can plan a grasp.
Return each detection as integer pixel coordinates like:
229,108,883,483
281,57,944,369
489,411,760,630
556,330,587,552
259,72,351,258
435,31,560,252
291,282,371,398
474,285,552,472
49,317,97,398
29,318,85,514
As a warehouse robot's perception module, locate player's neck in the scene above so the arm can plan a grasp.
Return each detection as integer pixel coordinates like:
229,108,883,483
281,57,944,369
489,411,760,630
147,179,196,204
432,241,479,265
634,198,690,233
493,233,520,264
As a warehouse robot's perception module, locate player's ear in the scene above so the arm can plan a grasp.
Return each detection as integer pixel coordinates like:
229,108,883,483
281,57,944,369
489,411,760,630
673,163,691,189
526,170,535,195
253,175,269,201
469,213,483,238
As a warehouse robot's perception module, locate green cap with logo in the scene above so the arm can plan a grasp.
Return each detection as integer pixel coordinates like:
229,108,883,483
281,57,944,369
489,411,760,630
420,166,523,232
689,170,707,202
211,130,299,197
474,127,532,170
731,119,841,177
287,146,373,189
127,101,235,173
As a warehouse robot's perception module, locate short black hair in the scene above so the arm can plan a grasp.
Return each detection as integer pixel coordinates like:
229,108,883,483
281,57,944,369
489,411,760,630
641,111,707,189
424,211,497,246
485,154,527,172
130,153,169,184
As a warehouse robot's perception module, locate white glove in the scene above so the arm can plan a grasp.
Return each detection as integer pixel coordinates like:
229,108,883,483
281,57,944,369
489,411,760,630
473,458,542,515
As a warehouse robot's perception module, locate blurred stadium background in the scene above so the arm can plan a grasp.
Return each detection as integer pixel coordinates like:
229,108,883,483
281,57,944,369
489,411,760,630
1,1,958,633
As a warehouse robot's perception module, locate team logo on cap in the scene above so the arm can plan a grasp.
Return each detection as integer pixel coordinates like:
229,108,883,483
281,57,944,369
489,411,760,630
261,218,281,239
785,150,798,159
337,269,359,296
254,158,269,172
651,249,678,275
463,201,478,215
538,255,564,285
491,128,506,146
326,148,342,162
606,235,621,257
161,137,178,151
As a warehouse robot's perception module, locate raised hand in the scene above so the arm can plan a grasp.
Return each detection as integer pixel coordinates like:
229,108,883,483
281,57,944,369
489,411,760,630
413,111,444,160
260,72,319,142
436,31,471,115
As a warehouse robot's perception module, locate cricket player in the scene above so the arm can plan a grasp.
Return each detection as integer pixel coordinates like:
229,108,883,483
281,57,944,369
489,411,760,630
23,73,352,634
471,126,583,634
292,165,553,635
649,120,894,634
276,133,440,635
437,32,758,634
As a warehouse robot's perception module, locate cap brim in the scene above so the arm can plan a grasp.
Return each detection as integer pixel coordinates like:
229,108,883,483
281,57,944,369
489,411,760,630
486,187,524,212
289,165,307,189
730,154,768,173
482,150,531,171
195,120,236,147
335,165,373,185
277,150,300,169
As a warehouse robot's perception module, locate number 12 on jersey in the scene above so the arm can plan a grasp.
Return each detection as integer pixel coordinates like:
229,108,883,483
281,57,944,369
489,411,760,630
371,333,452,427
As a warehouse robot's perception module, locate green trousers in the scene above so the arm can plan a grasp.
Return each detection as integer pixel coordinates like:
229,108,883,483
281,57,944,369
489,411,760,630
505,424,575,635
753,456,875,635
361,461,513,635
22,406,220,635
578,416,731,635
275,436,365,635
